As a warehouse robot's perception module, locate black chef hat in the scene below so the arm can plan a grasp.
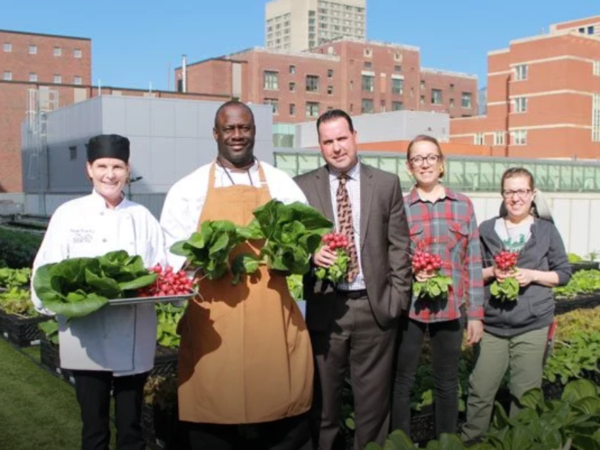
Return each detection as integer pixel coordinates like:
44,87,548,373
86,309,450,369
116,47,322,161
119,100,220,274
87,134,130,163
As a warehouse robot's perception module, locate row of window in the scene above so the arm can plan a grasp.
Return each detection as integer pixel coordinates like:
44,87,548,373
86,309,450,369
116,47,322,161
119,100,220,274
577,25,596,35
264,98,404,117
417,92,472,108
3,42,83,58
474,131,524,146
317,1,365,13
2,71,82,84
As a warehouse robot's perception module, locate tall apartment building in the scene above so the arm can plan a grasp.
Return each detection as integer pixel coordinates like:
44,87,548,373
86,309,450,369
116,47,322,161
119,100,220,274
177,38,478,124
0,29,228,193
450,16,600,159
265,0,366,51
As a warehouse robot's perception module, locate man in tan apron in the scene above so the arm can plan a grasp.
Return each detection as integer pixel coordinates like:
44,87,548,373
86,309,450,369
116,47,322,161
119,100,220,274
160,101,314,450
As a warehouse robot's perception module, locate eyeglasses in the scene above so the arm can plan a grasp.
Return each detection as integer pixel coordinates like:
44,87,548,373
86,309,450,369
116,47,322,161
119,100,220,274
502,189,532,199
409,154,441,167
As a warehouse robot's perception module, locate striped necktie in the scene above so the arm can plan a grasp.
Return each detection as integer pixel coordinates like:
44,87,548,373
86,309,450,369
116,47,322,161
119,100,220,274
336,174,359,283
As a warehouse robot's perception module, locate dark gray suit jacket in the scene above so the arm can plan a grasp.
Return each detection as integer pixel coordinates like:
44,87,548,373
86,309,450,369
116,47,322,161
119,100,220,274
294,163,412,331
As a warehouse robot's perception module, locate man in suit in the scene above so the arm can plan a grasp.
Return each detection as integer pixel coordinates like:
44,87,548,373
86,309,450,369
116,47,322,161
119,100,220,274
294,109,412,449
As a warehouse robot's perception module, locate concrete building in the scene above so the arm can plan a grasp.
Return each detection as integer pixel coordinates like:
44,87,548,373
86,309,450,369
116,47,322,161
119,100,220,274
450,16,600,159
0,29,230,193
265,0,366,51
21,96,273,217
177,38,478,124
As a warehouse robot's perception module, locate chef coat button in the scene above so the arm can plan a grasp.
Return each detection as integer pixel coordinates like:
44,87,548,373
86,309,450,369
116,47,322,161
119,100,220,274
102,238,107,243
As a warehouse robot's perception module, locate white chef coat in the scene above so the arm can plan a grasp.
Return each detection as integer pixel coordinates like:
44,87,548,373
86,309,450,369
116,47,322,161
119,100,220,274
160,160,307,269
31,190,166,375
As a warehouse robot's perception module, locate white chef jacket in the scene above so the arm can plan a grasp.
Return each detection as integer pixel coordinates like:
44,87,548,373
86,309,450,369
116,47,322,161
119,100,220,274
160,160,308,269
31,190,166,375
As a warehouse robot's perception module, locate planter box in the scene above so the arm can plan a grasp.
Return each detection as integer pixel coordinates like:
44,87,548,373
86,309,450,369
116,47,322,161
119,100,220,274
151,346,178,378
570,262,600,273
39,338,75,385
555,293,600,315
0,308,49,347
141,403,190,450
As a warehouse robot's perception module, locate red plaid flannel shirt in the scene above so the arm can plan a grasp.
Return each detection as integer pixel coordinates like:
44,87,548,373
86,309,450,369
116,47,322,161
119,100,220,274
405,187,484,323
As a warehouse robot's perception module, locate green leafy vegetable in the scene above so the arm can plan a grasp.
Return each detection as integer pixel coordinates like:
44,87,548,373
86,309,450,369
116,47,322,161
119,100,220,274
170,220,246,281
0,268,31,289
490,277,520,303
0,287,37,317
33,250,157,318
156,302,186,348
232,200,333,282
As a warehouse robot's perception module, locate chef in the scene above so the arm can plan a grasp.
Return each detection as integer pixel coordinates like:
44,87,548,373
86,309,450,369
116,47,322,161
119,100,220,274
160,100,314,450
31,134,166,450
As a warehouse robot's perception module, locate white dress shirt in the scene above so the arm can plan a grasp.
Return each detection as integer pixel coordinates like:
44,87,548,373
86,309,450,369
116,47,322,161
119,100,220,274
328,162,366,291
31,190,166,375
160,160,308,269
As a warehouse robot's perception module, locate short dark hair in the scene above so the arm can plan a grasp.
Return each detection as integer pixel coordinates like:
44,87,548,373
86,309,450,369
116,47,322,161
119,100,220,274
316,109,354,135
501,167,535,192
214,100,255,128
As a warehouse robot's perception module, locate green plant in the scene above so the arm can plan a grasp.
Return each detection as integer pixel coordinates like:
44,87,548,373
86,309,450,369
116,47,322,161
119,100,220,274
155,302,185,348
286,274,303,301
0,228,42,269
143,374,178,410
170,220,247,282
0,268,31,289
554,270,600,299
33,250,157,318
233,200,332,279
568,253,583,263
38,319,58,344
588,250,599,262
544,331,600,384
0,287,37,317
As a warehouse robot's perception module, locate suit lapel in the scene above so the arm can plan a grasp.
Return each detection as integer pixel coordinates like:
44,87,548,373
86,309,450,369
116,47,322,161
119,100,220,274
314,166,335,223
360,164,375,249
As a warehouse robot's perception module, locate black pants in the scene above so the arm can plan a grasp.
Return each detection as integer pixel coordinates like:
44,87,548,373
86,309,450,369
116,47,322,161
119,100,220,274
391,313,464,438
72,370,148,450
186,413,313,450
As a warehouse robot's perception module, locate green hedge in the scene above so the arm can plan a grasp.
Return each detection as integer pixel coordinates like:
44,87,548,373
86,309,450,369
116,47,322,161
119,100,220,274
0,228,42,269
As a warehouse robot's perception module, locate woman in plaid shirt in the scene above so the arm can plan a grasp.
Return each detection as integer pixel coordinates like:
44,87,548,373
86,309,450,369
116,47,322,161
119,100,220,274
391,135,484,438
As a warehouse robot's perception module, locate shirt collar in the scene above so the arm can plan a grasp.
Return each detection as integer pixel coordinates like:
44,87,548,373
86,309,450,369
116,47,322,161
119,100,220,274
215,158,259,174
407,185,457,205
90,189,128,211
328,161,360,181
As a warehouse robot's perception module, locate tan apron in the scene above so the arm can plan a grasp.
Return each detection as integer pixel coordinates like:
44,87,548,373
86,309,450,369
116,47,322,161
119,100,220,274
178,162,313,424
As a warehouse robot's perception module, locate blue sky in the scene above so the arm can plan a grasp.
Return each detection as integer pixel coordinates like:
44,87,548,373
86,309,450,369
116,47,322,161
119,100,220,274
1,1,598,90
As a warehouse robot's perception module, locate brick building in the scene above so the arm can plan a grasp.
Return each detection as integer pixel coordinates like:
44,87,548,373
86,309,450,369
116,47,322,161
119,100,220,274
176,37,478,124
450,16,600,160
0,29,229,193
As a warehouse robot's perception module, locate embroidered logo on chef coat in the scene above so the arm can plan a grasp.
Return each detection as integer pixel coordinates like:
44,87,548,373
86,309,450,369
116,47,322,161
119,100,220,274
70,229,94,244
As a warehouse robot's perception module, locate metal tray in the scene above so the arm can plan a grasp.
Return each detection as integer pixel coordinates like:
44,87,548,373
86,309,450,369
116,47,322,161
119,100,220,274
108,291,196,306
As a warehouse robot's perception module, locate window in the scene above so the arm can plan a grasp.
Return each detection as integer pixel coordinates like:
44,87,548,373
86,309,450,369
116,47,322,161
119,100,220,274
361,98,374,113
53,74,62,84
449,83,454,92
494,131,505,146
289,65,296,74
380,100,386,112
461,92,472,108
3,43,11,52
593,61,600,77
514,97,527,113
512,130,527,145
474,133,484,145
29,45,37,54
327,69,333,78
264,71,279,90
327,85,333,95
420,80,425,90
392,78,403,95
579,27,586,33
431,89,443,104
363,48,372,58
363,61,372,69
394,65,402,72
54,47,62,56
588,26,595,35
29,72,37,82
74,76,82,85
420,95,425,105
515,64,528,81
394,52,402,62
264,98,279,115
592,94,600,142
306,102,320,118
306,75,320,92
392,101,403,111
69,146,77,160
450,98,455,107
3,71,12,81
289,103,296,116
361,74,374,92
